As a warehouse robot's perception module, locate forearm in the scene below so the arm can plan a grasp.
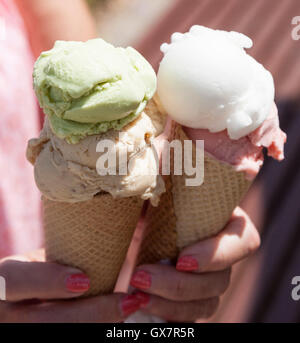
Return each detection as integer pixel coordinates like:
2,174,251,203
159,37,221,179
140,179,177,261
15,0,97,58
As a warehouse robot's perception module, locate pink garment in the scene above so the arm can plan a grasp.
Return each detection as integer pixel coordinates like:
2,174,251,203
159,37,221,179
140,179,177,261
0,0,43,258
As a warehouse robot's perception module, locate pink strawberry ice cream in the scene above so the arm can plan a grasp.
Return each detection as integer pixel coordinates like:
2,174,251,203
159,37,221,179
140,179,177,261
184,103,286,179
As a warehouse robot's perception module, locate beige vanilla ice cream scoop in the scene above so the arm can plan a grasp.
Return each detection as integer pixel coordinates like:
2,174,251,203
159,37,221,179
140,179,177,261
27,110,165,205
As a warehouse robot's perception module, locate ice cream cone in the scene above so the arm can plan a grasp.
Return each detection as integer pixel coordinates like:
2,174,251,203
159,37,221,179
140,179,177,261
138,122,252,264
43,194,144,296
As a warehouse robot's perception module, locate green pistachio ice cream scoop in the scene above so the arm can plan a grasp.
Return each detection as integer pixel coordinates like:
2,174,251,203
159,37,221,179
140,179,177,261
33,38,157,143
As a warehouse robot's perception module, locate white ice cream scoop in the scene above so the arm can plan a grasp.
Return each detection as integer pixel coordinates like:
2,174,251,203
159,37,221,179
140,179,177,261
157,25,274,140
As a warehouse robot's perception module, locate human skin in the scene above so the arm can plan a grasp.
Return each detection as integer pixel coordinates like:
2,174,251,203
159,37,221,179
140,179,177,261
130,207,261,322
0,250,141,323
0,207,259,322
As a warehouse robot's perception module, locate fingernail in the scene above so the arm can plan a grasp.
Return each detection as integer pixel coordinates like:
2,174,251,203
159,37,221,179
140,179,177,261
176,256,198,271
130,270,151,290
66,273,90,293
121,294,141,316
135,292,150,308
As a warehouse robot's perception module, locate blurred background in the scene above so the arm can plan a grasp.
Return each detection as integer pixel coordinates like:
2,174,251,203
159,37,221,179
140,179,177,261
89,0,300,100
88,0,174,48
0,0,299,323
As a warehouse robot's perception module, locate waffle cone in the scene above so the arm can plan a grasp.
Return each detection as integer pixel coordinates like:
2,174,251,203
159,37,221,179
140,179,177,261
43,194,143,296
138,174,178,265
138,123,252,264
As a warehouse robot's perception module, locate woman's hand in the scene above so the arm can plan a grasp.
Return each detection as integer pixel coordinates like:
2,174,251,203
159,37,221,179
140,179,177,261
0,250,141,322
130,207,260,322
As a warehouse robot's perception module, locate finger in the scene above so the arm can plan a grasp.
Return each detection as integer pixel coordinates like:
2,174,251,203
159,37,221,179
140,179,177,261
130,264,231,301
0,293,141,323
135,292,219,322
0,260,90,301
176,207,260,273
25,249,46,262
0,249,46,263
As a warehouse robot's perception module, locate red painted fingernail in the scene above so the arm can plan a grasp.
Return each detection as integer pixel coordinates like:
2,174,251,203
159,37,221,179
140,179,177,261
130,270,151,290
135,292,150,308
66,273,90,293
121,294,141,316
176,256,199,271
